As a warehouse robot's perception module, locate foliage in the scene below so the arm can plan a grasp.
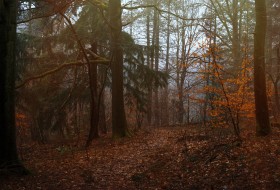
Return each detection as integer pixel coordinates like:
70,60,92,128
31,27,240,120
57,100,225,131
122,31,168,127
14,0,280,139
198,44,254,136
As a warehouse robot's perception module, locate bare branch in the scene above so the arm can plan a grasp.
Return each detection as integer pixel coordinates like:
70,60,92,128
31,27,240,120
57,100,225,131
122,4,211,21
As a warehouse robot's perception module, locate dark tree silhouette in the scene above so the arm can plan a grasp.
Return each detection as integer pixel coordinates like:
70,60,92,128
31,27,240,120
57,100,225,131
86,42,100,146
0,0,27,174
109,0,130,138
254,0,271,136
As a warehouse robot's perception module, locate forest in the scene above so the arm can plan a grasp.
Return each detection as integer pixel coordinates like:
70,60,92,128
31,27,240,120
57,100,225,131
1,0,280,189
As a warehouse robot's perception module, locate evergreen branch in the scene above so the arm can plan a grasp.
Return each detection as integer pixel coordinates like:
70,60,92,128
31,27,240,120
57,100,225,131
17,12,56,24
15,60,109,89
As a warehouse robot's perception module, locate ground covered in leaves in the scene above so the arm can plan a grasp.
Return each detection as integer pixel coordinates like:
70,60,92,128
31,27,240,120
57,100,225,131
1,125,280,190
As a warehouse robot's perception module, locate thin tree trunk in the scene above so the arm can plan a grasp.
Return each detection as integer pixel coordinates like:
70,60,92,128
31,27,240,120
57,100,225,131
153,2,160,126
178,14,186,124
273,81,280,112
86,42,99,146
146,6,152,126
178,85,185,123
175,13,180,124
99,92,107,134
187,94,190,125
266,0,273,74
232,0,241,70
162,0,171,126
98,63,107,134
150,1,156,126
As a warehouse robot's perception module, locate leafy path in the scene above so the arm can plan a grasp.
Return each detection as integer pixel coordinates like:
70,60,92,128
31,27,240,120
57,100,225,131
1,126,280,189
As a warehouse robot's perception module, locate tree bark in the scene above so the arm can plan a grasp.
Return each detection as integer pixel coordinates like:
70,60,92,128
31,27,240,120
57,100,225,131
266,0,273,74
153,1,160,126
109,0,129,138
276,46,280,113
146,4,152,125
232,0,241,69
254,0,271,136
0,0,28,174
177,11,187,124
86,42,99,146
99,92,107,134
162,0,171,126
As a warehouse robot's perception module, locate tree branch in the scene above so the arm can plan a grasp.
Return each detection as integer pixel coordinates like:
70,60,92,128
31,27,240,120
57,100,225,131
15,60,109,89
122,4,211,21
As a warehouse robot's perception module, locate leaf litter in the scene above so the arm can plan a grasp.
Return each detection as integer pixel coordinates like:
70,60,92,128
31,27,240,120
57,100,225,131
1,125,280,189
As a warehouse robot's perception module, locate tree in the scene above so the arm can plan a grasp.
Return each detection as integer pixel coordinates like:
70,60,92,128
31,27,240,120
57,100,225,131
109,0,130,138
266,0,280,118
172,0,201,124
162,0,171,126
0,0,27,174
86,42,100,146
152,0,160,126
208,0,255,73
202,45,255,137
254,0,271,136
146,3,152,126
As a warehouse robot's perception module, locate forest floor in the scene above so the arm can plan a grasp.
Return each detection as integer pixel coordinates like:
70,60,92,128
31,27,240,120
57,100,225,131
1,124,280,190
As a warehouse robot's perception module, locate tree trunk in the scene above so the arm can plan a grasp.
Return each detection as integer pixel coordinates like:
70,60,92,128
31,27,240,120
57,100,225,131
98,63,107,134
99,92,107,134
146,5,152,125
109,0,129,138
254,0,271,136
86,42,99,146
266,0,273,74
276,46,280,113
273,81,280,113
232,0,241,70
186,94,190,125
0,0,28,174
177,12,187,124
150,2,156,126
177,85,185,123
162,0,171,126
153,2,160,126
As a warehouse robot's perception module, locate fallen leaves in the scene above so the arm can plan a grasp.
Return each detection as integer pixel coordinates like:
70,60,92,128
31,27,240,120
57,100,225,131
1,125,280,189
